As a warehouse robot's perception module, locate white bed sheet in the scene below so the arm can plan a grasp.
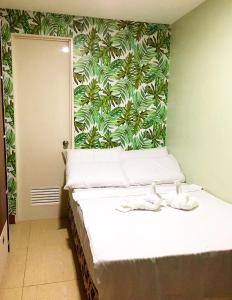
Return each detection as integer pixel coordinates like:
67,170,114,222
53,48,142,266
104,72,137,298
70,184,232,300
69,191,98,286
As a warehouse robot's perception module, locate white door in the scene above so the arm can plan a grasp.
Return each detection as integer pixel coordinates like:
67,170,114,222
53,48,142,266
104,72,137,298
12,35,73,221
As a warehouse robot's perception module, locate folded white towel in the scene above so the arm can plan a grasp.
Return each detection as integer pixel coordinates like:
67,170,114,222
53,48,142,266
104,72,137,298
164,192,198,211
116,195,162,212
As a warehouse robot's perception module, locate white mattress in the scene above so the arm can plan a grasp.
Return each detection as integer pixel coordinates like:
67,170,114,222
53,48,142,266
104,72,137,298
70,184,232,300
69,191,97,285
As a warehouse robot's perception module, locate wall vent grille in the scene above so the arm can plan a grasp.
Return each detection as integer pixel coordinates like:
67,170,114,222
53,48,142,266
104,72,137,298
31,187,60,206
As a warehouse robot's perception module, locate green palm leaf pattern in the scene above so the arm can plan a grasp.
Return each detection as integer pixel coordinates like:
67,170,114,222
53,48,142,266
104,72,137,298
0,8,170,214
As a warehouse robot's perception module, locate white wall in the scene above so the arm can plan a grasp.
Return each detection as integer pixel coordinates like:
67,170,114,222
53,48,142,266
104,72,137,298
167,0,232,203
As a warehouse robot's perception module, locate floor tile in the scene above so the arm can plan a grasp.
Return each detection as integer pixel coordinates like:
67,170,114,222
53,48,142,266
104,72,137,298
29,227,70,249
23,280,82,300
0,248,27,289
1,218,86,299
24,245,77,286
10,221,31,250
30,218,68,235
0,288,22,300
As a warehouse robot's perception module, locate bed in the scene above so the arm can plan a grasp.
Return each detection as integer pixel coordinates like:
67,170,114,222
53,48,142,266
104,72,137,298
65,147,232,300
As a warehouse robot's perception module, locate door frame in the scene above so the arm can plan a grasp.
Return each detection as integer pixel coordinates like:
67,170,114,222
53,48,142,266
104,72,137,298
12,34,74,221
0,35,9,248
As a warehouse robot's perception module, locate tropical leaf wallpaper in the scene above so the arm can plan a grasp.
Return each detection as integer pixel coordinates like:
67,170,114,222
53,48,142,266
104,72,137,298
0,9,170,214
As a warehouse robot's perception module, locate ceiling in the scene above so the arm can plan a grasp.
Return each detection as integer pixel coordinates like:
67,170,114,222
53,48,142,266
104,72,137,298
0,0,206,24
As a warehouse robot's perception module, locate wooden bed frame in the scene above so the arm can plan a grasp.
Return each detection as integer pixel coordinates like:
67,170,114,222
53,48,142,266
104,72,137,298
68,202,99,300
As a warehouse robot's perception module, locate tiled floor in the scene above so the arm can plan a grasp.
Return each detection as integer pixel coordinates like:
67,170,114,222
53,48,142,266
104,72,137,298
0,218,86,300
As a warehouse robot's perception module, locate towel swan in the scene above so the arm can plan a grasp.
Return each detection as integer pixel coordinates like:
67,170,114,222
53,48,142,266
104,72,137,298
163,180,199,210
116,180,199,212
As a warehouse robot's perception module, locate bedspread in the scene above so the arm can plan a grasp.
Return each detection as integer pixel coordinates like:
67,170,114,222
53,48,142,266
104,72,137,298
71,184,232,300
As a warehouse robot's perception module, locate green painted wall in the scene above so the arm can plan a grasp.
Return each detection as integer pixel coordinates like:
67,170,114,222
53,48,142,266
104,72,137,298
167,0,232,203
0,9,170,214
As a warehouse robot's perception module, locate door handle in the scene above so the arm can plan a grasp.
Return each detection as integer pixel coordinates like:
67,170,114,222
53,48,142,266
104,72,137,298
63,140,69,149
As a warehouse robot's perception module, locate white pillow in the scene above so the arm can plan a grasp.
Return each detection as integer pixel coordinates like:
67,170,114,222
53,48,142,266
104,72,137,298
121,147,168,160
65,147,128,189
66,147,122,163
122,154,185,186
65,161,128,189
